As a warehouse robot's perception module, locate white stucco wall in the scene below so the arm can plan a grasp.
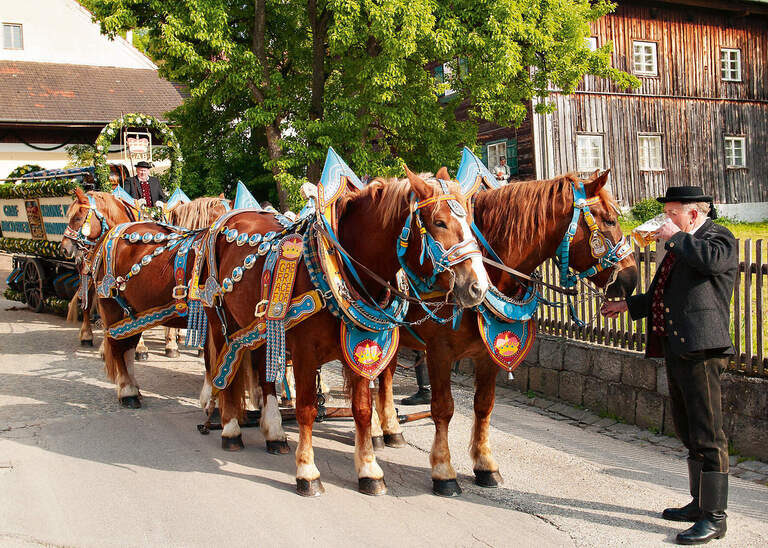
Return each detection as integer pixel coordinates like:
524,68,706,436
0,0,154,69
717,203,768,223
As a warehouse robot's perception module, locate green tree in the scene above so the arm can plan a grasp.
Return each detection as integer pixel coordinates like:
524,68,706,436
89,0,637,211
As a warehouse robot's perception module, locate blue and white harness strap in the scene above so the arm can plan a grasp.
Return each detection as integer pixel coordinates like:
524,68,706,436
556,182,633,326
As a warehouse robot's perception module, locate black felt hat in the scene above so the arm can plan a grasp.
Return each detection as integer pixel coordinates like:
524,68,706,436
135,161,153,169
656,186,712,203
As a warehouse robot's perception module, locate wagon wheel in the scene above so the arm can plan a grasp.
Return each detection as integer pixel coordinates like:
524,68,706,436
23,259,45,313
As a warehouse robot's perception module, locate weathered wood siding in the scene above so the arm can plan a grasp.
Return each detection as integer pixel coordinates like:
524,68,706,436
544,1,768,205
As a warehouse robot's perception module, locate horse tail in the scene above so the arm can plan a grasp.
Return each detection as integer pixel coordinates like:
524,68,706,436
66,293,80,323
102,336,118,381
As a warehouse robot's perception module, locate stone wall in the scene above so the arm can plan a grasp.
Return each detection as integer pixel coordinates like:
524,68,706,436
474,334,768,460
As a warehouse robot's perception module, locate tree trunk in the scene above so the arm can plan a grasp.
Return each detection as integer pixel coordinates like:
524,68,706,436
306,1,329,184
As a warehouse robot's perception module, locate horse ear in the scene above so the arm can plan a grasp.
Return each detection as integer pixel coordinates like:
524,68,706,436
74,187,89,204
218,193,225,199
435,167,450,180
585,169,610,195
405,165,432,201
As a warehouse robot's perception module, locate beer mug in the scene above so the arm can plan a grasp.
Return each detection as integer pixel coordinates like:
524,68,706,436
632,214,668,247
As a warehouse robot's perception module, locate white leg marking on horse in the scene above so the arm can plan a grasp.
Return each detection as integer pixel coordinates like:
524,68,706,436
80,323,93,341
296,463,320,481
199,377,212,410
371,407,383,438
222,418,241,438
431,462,456,480
376,389,402,436
355,431,384,479
136,335,148,353
165,328,179,352
117,350,139,398
260,394,286,441
455,213,489,293
99,341,105,360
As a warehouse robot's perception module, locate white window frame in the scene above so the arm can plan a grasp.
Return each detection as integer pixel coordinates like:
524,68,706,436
2,23,23,50
586,37,598,51
486,141,507,172
632,41,658,76
720,48,741,82
638,134,663,171
576,134,605,172
724,136,746,168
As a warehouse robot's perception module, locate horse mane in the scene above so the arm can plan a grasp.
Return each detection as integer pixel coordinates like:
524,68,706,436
66,191,127,222
336,173,462,227
168,197,229,229
475,172,619,250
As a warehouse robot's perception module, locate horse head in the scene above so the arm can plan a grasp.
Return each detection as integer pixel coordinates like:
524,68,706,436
60,188,128,260
402,166,489,308
566,170,638,299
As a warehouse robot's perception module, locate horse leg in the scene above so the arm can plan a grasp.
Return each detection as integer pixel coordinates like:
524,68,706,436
292,352,323,496
217,361,246,451
471,355,503,488
253,349,289,455
98,300,142,407
68,290,93,346
427,348,461,496
350,373,387,496
135,333,149,361
370,401,384,449
165,327,180,358
375,361,406,447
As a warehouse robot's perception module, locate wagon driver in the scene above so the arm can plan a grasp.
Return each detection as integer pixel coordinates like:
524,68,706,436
601,186,737,545
124,160,167,206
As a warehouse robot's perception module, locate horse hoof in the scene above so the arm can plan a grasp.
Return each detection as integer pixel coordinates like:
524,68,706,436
165,349,180,358
359,477,387,496
371,435,385,449
135,351,149,361
120,396,141,409
383,433,407,448
474,470,503,488
221,435,244,451
81,339,94,347
432,478,462,497
296,478,325,497
266,440,290,454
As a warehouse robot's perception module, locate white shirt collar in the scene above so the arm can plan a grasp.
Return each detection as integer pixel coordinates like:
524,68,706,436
689,219,707,236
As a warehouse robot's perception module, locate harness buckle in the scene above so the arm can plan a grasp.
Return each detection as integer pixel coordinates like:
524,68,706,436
254,299,269,318
172,285,188,300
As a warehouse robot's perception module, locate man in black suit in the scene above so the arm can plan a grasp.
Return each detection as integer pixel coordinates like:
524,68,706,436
602,186,737,546
124,161,166,206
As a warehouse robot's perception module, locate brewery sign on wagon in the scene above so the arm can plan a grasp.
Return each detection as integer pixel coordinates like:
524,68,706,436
0,196,73,242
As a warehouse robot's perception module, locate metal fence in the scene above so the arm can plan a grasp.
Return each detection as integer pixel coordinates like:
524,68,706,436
536,238,767,377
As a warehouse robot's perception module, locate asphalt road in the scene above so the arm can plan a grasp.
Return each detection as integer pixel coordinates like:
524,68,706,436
1,256,767,547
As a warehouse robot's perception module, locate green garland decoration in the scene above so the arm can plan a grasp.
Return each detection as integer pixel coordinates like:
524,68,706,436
0,237,68,259
0,178,79,199
93,113,182,191
6,164,44,180
3,288,70,316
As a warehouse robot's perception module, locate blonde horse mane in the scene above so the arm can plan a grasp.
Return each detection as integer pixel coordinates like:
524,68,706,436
168,197,230,230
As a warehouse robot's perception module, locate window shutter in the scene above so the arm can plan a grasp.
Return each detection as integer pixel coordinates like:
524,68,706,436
507,139,519,175
434,65,444,84
481,144,489,168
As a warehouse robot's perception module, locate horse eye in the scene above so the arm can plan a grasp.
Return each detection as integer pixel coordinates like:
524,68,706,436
604,219,617,227
434,220,448,229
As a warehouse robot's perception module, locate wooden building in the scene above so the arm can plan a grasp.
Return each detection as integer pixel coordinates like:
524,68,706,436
0,0,184,177
471,0,768,207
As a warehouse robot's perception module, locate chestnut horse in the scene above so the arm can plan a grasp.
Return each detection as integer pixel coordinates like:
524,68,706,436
64,193,230,356
203,168,489,497
370,170,639,495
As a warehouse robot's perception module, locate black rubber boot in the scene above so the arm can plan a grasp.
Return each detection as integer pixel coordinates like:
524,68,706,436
663,459,703,522
401,387,431,406
676,472,728,545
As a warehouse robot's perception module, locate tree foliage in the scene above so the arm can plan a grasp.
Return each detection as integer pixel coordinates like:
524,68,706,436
88,0,637,210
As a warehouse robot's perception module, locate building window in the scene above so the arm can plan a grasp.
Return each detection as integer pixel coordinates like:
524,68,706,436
632,41,657,76
586,37,598,51
3,23,23,50
486,142,507,172
576,134,605,171
638,135,663,171
434,63,455,97
720,48,741,82
724,136,746,168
